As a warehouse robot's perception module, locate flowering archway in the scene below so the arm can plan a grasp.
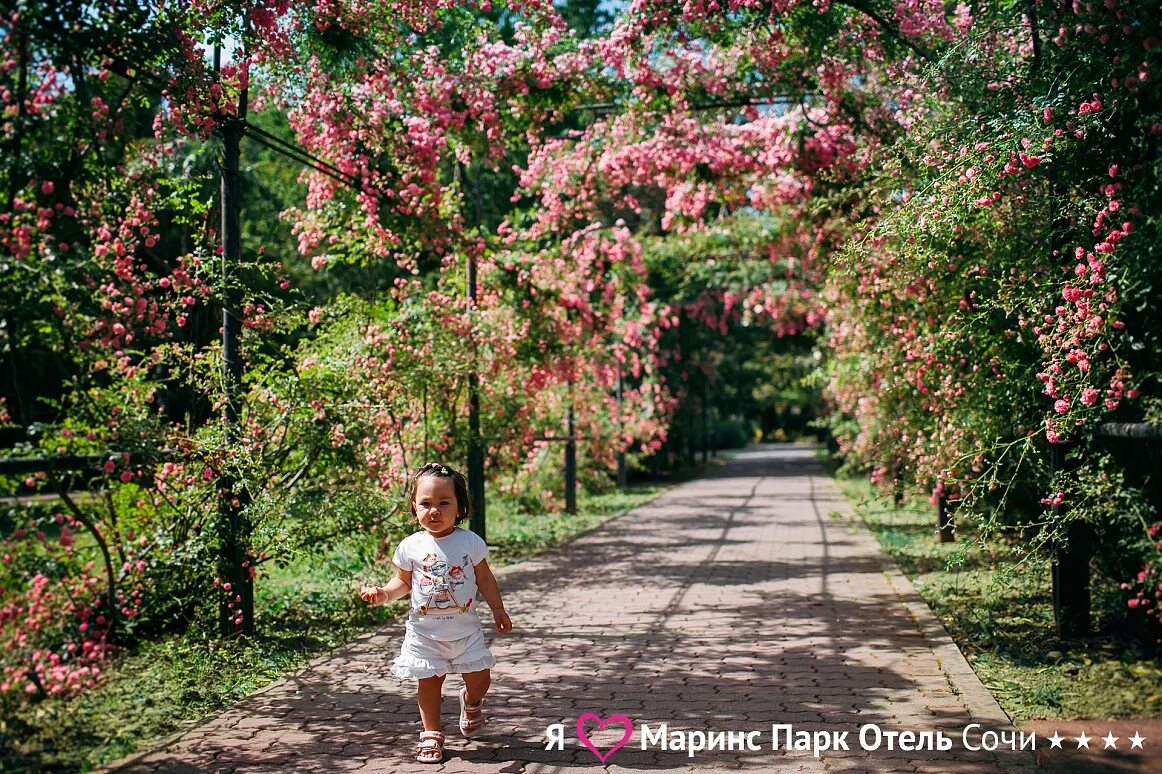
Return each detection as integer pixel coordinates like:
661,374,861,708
3,0,1162,706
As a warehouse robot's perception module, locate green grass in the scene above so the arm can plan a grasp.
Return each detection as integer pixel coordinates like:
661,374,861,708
486,486,661,566
834,474,1162,722
1,484,661,772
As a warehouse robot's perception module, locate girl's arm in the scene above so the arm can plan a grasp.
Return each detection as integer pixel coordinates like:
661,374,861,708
360,567,412,605
474,559,512,633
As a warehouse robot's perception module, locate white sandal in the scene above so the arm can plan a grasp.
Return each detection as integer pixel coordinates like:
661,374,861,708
459,687,487,738
415,730,444,764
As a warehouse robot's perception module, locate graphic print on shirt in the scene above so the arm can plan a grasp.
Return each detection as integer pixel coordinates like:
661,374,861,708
416,552,474,615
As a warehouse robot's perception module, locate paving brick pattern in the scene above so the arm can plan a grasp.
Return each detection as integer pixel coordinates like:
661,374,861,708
109,445,1038,773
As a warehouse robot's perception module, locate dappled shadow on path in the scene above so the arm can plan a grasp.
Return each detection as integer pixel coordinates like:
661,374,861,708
114,445,1030,773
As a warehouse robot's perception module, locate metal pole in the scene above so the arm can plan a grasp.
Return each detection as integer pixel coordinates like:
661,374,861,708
615,367,627,489
710,406,717,457
565,392,577,514
936,492,955,543
468,374,484,539
216,49,253,637
1050,441,1089,638
701,389,709,464
893,460,905,508
686,407,695,467
466,163,485,539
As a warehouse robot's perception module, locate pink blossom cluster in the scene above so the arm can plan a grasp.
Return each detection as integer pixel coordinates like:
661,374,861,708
821,0,1160,505
1121,531,1162,639
0,511,142,698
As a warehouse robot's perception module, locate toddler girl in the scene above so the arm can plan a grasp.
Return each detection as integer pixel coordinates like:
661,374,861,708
360,462,513,764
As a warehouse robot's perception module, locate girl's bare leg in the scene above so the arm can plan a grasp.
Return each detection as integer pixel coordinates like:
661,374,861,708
462,668,491,705
417,674,446,731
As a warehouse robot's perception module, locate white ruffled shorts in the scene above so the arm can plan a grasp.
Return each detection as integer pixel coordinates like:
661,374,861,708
391,627,496,680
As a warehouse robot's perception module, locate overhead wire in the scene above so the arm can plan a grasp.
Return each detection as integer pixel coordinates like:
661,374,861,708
241,121,365,192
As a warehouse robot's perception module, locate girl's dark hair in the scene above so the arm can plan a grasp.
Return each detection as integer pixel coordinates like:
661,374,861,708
409,462,472,524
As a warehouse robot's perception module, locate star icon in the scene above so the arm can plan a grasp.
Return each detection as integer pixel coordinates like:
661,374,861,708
1048,731,1064,749
1076,732,1091,749
1102,732,1118,749
1129,731,1145,749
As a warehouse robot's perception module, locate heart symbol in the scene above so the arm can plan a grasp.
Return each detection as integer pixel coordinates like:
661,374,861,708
576,712,634,764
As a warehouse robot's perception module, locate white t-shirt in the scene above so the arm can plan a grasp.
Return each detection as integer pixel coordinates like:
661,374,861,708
393,527,489,641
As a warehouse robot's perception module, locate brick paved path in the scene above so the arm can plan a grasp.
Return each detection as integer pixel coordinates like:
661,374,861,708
111,445,1037,773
